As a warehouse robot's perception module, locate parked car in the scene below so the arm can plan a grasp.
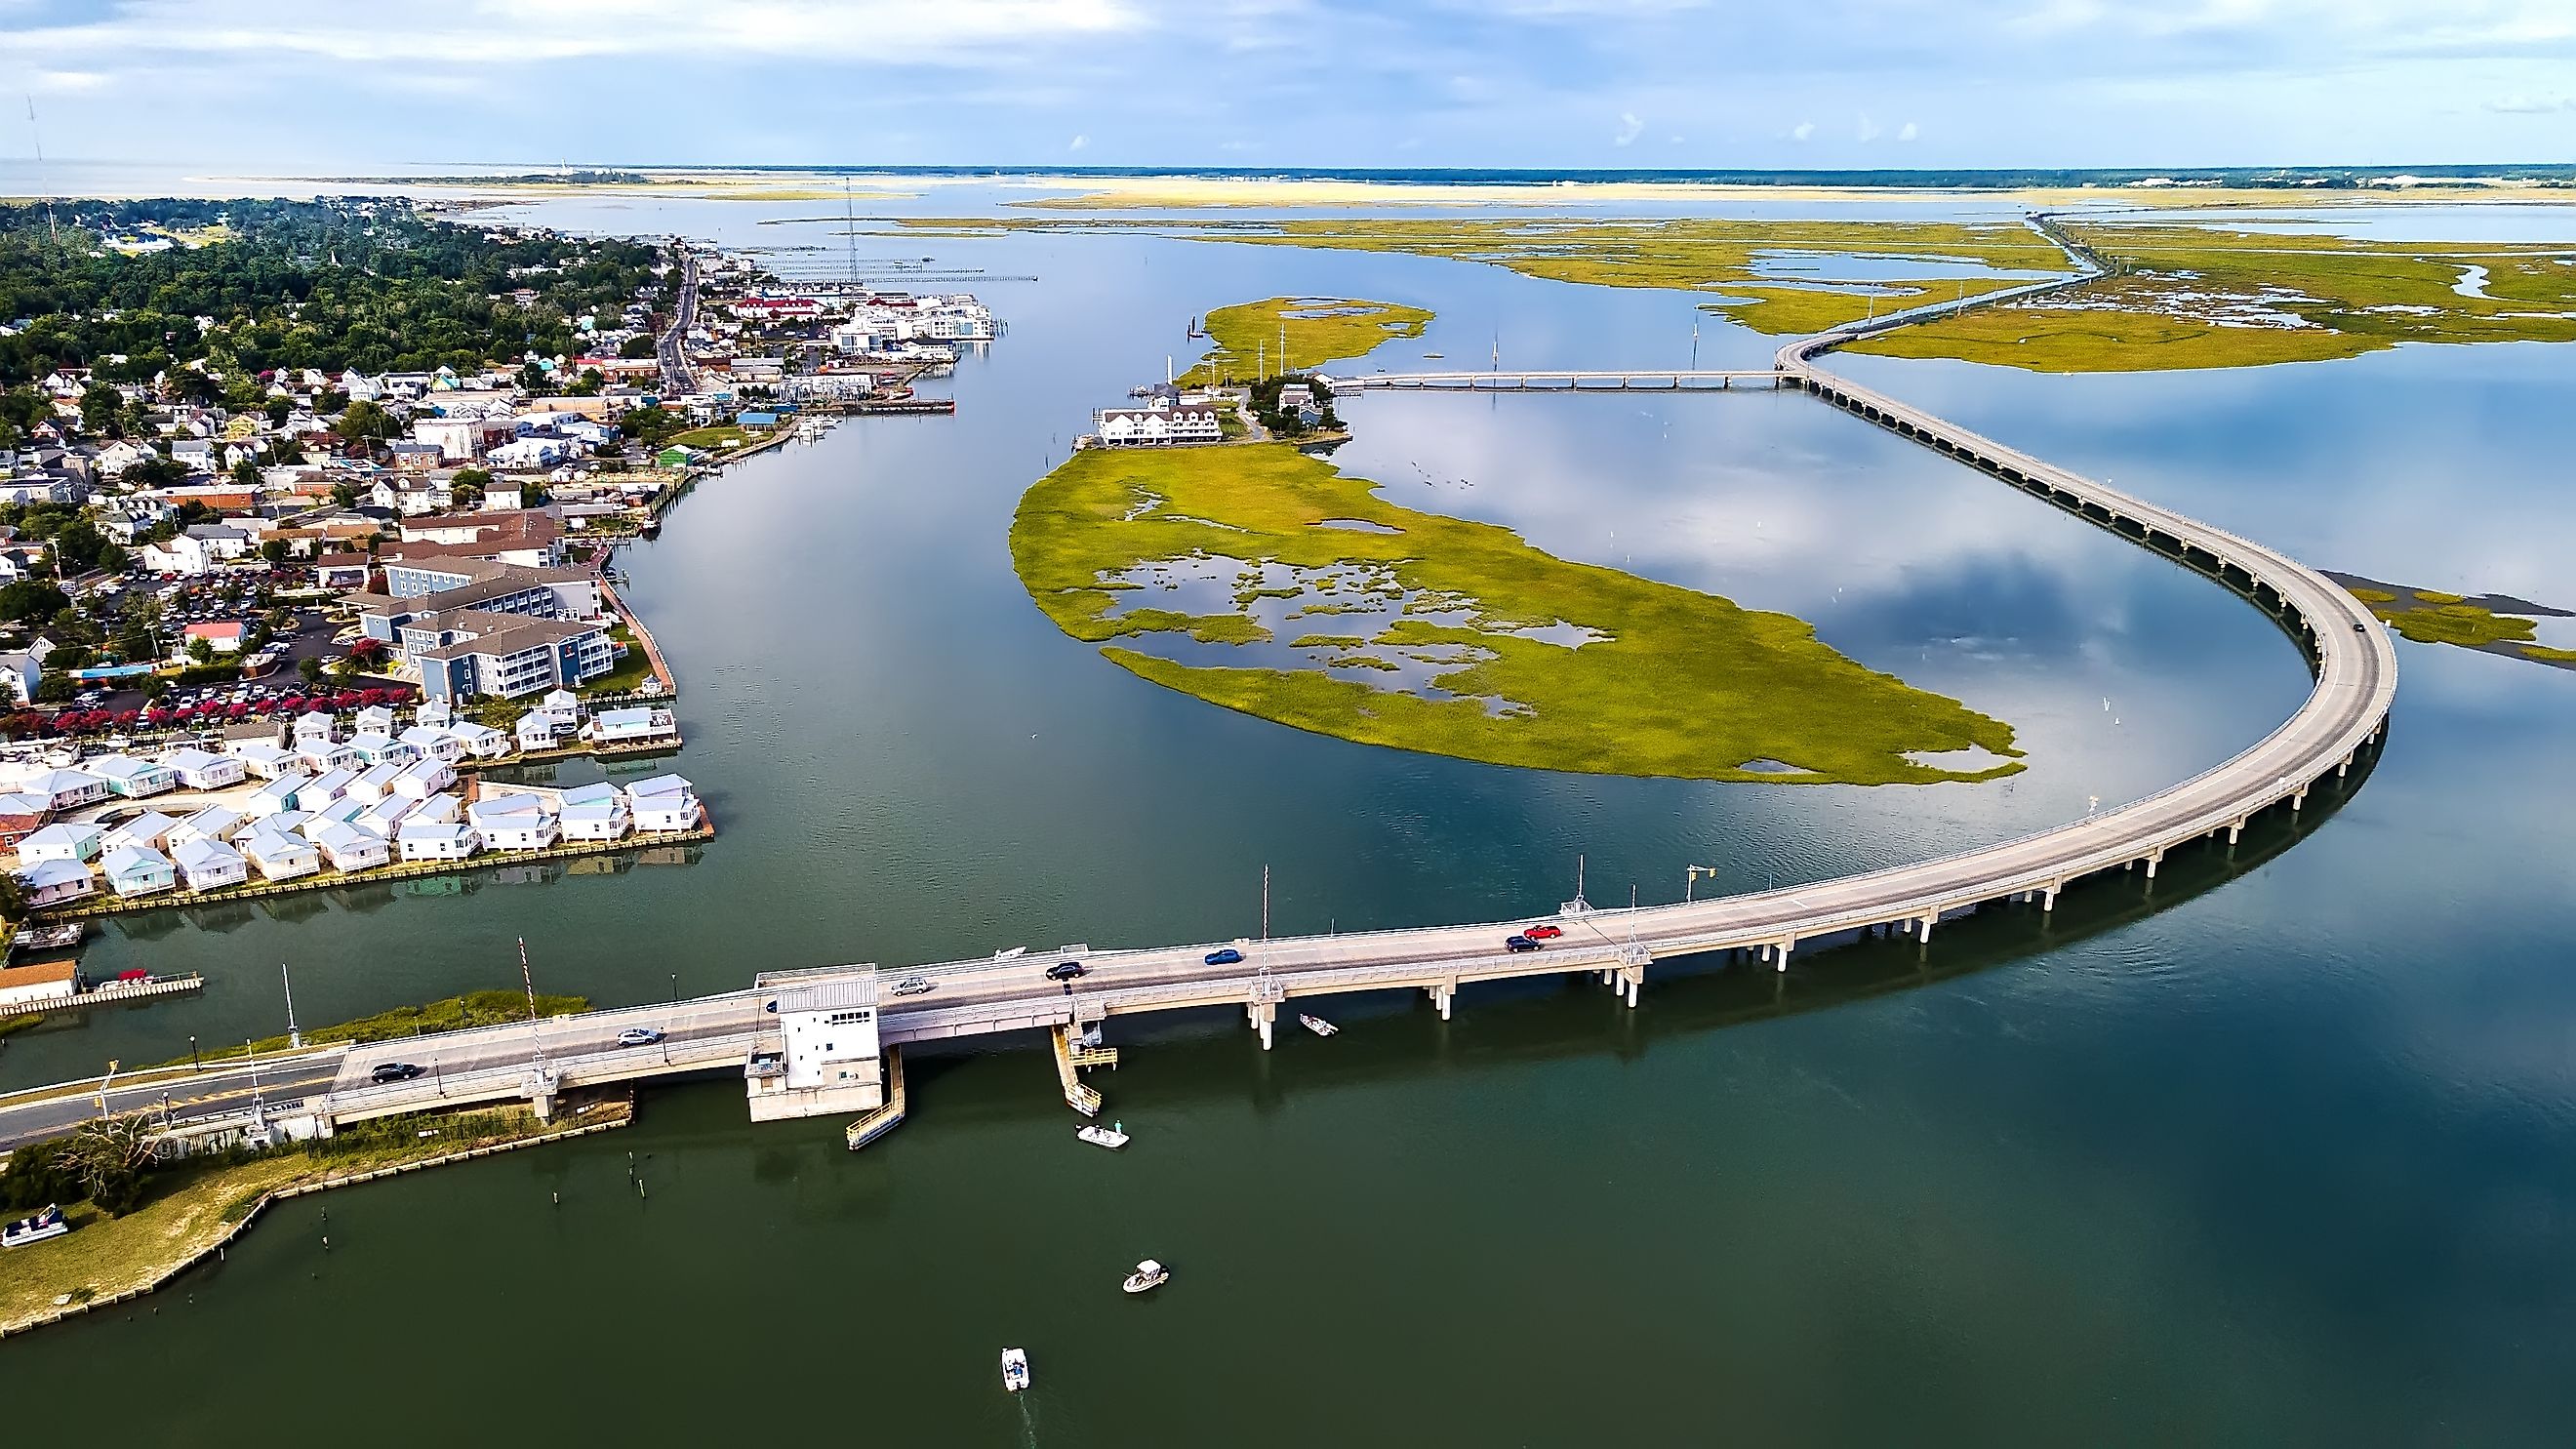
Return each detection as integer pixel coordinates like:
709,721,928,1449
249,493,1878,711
1505,935,1541,953
1523,924,1564,940
615,1027,664,1047
891,976,935,996
370,1062,426,1083
1204,947,1244,966
1044,960,1088,982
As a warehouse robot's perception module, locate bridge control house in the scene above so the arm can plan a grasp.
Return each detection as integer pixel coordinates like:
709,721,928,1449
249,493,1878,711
745,977,886,1123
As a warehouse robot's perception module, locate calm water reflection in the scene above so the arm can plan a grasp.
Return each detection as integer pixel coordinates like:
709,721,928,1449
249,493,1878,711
4,187,2571,1444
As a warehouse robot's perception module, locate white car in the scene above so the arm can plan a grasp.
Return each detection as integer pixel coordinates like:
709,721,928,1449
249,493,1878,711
615,1027,664,1047
891,977,935,996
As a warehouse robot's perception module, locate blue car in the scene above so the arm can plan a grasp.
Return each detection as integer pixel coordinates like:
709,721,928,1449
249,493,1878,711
1204,947,1245,966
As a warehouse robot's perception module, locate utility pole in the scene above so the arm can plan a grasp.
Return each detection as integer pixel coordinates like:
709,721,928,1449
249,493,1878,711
281,962,301,1049
518,937,544,1067
1261,864,1270,942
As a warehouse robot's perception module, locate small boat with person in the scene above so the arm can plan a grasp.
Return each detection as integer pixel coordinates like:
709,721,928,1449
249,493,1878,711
1121,1259,1170,1295
3,1205,70,1249
1299,1014,1338,1037
1077,1122,1130,1150
1000,1347,1031,1392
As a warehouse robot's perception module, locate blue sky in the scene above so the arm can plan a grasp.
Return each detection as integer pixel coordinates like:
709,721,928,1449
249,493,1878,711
3,0,2572,170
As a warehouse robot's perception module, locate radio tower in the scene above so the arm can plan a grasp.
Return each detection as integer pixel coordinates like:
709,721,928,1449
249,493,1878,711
24,97,59,240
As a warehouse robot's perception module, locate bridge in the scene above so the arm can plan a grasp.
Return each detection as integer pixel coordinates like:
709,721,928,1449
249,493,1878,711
1341,369,1786,392
0,214,2395,1151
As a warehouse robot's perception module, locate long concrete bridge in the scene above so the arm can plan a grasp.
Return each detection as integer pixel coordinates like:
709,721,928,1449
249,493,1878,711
0,215,2395,1148
1340,369,1787,391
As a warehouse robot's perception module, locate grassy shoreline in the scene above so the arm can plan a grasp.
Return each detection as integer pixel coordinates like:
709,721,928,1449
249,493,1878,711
1181,296,1431,385
1,1098,630,1338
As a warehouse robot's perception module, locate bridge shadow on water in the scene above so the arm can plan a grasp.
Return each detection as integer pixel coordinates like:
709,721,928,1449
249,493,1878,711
881,747,2379,1126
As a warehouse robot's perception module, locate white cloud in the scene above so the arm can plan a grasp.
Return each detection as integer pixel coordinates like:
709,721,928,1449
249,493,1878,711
1857,112,1882,141
1897,119,1919,141
1790,120,1815,141
1067,133,1090,150
2486,94,2576,112
1613,110,1644,145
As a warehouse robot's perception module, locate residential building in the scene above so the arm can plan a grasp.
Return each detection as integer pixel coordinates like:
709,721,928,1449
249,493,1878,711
345,762,404,806
1093,398,1226,447
171,835,248,891
24,769,108,812
561,794,631,842
586,706,678,747
347,732,421,768
181,621,249,655
398,818,478,862
308,821,389,872
104,811,181,854
87,754,178,798
0,651,40,705
410,613,616,703
160,746,247,789
242,830,320,881
392,757,456,800
246,772,310,819
400,724,467,764
226,742,300,779
18,822,103,865
0,958,79,1010
16,858,96,906
626,774,702,833
101,844,177,898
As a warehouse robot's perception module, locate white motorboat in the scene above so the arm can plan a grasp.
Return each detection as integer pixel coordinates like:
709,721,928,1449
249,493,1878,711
1000,1347,1031,1392
1299,1014,1338,1037
1121,1259,1170,1295
3,1204,70,1249
1077,1123,1130,1150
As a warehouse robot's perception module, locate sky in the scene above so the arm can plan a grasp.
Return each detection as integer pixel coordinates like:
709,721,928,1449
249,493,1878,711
2,0,2573,172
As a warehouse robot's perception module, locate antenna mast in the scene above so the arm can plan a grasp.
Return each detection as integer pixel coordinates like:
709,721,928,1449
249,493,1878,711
25,97,59,241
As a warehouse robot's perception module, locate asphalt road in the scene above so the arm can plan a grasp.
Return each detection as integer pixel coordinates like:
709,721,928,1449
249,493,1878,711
0,1053,344,1150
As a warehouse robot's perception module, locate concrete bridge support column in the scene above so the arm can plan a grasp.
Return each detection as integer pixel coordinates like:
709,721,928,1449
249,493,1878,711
2041,883,2061,913
1624,974,1641,1008
1916,915,1937,944
1247,1001,1275,1051
2290,785,2310,814
1774,939,1795,973
2144,849,2164,881
1428,985,1454,1022
2227,818,2247,847
2338,752,2353,779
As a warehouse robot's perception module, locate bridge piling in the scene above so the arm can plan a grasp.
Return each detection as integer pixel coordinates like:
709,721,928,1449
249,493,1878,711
1428,984,1455,1021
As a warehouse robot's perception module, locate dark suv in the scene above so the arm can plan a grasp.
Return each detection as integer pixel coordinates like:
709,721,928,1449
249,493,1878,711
1045,960,1088,982
371,1062,426,1084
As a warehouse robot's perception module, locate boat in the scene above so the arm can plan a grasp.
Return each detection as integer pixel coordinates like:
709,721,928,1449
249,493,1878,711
1423,351,1444,359
11,920,83,953
1120,1259,1170,1295
1077,1122,1129,1150
1000,1347,1030,1392
1299,1014,1338,1037
3,1205,70,1249
237,648,282,680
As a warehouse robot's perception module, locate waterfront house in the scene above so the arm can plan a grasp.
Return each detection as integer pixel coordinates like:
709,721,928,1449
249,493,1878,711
626,774,701,833
17,822,103,866
308,820,389,872
241,829,320,881
101,844,177,898
292,710,338,747
302,767,361,811
353,704,396,736
397,818,478,862
1093,399,1226,447
260,810,315,840
301,798,369,833
297,741,363,775
159,746,247,790
245,772,309,819
515,710,568,752
392,757,457,800
169,805,244,849
170,834,248,891
227,742,300,780
416,699,454,728
347,732,423,768
0,958,79,1010
344,762,403,806
400,724,467,765
586,706,678,747
87,754,178,799
468,794,559,852
25,768,109,813
104,811,181,854
16,857,96,907
560,795,632,842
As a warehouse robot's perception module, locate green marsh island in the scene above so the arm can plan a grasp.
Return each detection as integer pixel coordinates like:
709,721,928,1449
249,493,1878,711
1182,296,1432,385
1012,442,2023,785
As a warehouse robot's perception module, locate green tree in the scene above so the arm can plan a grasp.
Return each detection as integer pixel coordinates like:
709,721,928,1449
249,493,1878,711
66,1114,157,1216
298,657,323,685
330,481,362,508
338,399,398,440
619,333,658,359
185,636,215,664
0,580,68,624
260,538,291,563
231,458,262,489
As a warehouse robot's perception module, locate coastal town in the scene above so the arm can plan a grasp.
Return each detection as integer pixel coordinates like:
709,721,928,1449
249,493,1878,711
0,196,997,953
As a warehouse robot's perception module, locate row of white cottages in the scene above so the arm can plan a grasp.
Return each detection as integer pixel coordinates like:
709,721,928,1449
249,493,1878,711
14,774,702,906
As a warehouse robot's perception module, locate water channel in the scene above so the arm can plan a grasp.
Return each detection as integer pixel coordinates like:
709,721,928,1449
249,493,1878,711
4,184,2571,1444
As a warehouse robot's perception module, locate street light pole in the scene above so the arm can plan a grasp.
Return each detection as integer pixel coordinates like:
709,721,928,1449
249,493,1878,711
281,961,301,1049
188,1034,200,1072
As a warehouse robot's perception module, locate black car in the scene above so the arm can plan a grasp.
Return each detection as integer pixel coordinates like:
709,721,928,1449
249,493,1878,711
1505,935,1541,953
371,1062,426,1084
1045,960,1088,982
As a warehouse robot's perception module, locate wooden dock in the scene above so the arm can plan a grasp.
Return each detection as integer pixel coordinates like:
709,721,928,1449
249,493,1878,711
5,973,206,1018
843,1048,906,1150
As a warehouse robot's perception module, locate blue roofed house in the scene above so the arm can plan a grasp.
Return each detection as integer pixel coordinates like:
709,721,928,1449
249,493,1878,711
170,834,248,891
625,774,701,833
17,857,95,907
585,705,678,747
241,829,321,881
86,754,178,799
17,822,102,865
